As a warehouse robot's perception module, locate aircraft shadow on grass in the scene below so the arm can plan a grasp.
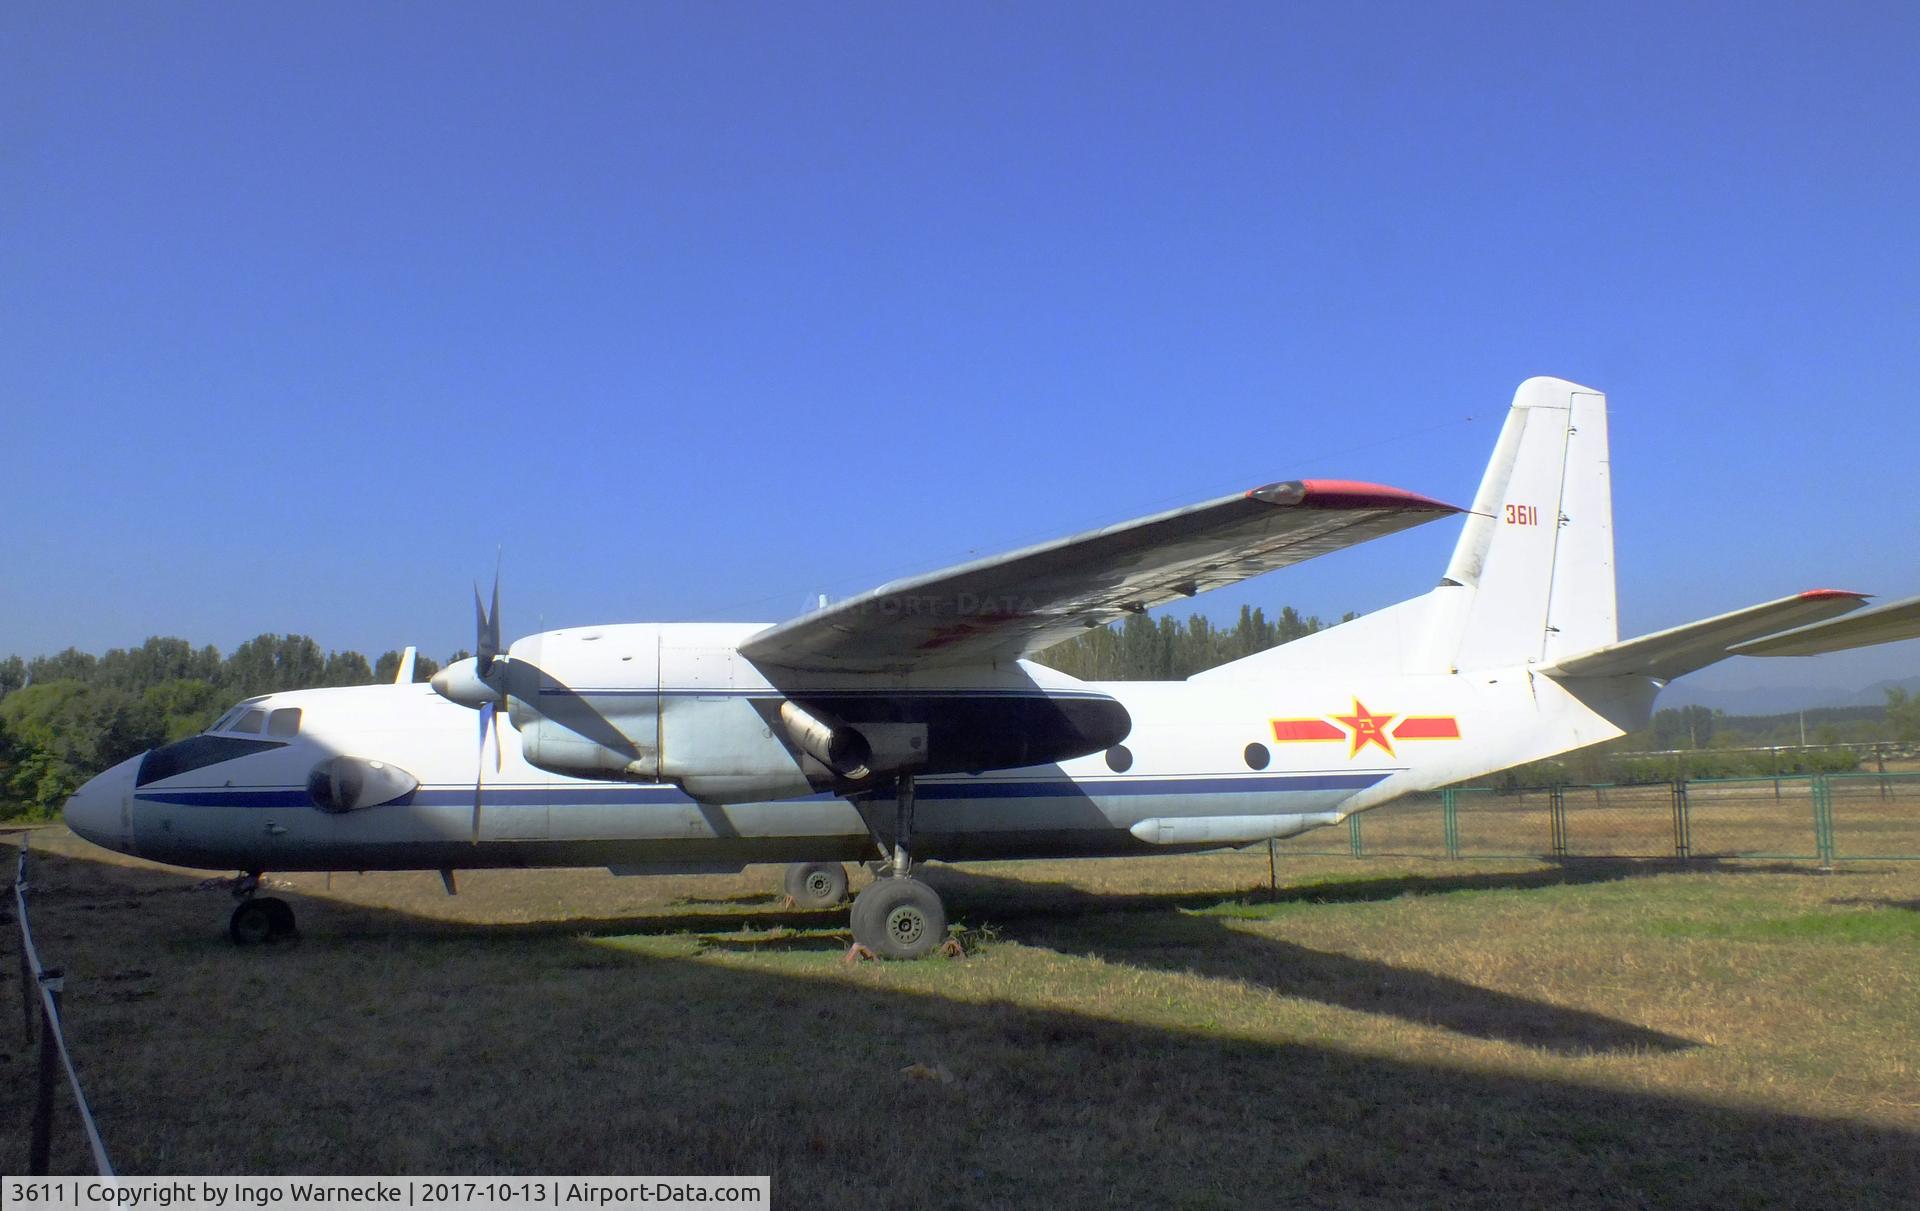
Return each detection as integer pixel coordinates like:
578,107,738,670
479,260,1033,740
11,842,1918,1205
312,856,1818,1055
710,858,1850,1057
932,863,1724,1056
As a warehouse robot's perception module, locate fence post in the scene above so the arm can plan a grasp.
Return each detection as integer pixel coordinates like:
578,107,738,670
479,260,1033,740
17,930,32,1043
16,844,32,1044
1348,812,1364,858
1813,775,1836,869
28,968,64,1175
1670,778,1691,859
1442,788,1460,860
1548,786,1568,858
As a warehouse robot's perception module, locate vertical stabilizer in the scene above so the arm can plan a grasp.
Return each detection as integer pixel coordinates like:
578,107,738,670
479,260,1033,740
1443,377,1616,670
1189,376,1618,682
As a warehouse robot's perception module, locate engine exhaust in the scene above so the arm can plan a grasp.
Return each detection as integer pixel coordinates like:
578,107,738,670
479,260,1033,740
777,700,873,781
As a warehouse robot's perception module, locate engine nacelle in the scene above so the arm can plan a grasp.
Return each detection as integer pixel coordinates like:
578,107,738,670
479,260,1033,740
307,756,418,813
518,716,659,780
491,621,1131,802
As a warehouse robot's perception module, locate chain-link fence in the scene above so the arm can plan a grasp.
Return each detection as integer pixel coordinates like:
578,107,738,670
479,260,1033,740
1270,771,1920,862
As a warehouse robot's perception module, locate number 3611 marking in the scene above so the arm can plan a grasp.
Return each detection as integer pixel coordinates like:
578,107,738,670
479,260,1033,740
1505,503,1540,526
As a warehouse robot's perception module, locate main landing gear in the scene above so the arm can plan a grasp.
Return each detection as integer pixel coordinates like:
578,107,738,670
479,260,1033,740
847,774,948,960
783,861,850,909
227,870,297,945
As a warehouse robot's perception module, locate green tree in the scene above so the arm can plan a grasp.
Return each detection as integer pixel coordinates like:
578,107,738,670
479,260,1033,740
0,682,163,818
28,647,98,684
140,679,225,742
1034,602,1331,680
221,634,327,697
374,650,441,683
321,650,374,687
0,655,24,698
97,637,221,691
1888,687,1920,745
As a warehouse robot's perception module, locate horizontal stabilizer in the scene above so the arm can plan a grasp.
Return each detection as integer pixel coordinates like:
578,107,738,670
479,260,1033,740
1537,590,1868,682
1730,593,1920,657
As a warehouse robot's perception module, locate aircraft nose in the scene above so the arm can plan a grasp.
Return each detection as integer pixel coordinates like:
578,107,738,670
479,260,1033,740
64,755,140,853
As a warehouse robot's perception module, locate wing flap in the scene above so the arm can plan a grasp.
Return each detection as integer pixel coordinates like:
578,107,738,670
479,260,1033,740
1537,590,1868,682
740,480,1458,674
1728,593,1920,657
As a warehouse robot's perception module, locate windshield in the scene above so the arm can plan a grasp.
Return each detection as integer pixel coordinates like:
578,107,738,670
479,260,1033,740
203,697,273,736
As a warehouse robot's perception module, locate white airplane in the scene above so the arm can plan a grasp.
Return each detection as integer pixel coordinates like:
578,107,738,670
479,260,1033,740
62,378,1920,957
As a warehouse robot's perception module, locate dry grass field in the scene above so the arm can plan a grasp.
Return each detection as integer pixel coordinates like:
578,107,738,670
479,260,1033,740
4,826,1918,1209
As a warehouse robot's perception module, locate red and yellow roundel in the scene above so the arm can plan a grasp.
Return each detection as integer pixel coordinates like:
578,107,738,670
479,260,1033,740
1270,699,1460,759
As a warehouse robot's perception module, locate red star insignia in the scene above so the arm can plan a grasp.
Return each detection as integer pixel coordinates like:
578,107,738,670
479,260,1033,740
1333,699,1397,758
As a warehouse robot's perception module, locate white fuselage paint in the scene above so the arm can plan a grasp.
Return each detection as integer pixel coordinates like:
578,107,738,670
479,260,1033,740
69,644,1660,875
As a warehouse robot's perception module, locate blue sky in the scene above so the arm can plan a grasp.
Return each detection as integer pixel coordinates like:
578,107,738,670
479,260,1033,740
5,4,1917,699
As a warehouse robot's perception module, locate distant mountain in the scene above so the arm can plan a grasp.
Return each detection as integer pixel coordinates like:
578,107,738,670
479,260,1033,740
1834,676,1920,707
1657,675,1920,716
1655,684,1826,716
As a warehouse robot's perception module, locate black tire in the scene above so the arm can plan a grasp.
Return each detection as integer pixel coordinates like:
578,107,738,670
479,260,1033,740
850,878,947,960
785,862,848,909
229,899,275,945
259,897,297,938
847,880,880,940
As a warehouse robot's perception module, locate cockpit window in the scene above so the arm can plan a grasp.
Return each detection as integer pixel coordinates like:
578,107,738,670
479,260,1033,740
231,709,267,735
206,708,244,734
266,707,302,738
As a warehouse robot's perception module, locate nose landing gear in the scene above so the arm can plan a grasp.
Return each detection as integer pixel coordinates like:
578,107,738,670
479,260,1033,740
227,871,297,945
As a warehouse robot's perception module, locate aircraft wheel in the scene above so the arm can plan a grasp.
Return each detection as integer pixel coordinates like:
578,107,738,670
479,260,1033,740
230,897,296,944
784,862,849,909
260,897,297,939
229,899,276,945
850,877,946,960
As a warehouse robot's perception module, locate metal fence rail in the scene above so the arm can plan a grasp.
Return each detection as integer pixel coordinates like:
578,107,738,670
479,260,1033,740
13,838,115,1176
1272,772,1920,862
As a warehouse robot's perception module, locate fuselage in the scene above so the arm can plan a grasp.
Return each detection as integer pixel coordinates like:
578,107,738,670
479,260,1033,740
63,634,1660,875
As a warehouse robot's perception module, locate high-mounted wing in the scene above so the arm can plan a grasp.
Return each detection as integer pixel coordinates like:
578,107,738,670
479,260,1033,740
739,480,1459,674
1729,592,1920,657
1536,590,1869,681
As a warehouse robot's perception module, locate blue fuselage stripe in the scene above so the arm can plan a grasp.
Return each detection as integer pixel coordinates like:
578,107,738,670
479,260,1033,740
133,771,1387,810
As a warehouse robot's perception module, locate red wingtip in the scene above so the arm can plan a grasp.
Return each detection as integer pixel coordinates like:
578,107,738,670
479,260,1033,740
1295,479,1461,512
1797,588,1870,601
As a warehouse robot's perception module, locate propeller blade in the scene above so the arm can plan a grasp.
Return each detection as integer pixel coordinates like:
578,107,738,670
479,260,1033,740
471,700,497,844
474,578,502,678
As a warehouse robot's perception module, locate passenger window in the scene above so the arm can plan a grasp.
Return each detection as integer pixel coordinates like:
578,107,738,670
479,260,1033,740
231,709,267,735
266,708,302,738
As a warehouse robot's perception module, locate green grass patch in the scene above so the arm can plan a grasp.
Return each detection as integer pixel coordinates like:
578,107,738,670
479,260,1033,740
1648,908,1920,944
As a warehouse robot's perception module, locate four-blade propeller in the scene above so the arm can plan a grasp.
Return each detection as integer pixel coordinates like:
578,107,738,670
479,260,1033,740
430,572,511,844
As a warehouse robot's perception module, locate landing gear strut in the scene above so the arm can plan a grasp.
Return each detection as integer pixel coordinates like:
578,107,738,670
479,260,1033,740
848,774,947,960
783,861,849,909
227,870,296,945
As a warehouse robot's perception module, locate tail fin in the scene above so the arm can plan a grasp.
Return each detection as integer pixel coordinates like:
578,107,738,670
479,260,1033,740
1436,376,1617,671
1192,376,1617,681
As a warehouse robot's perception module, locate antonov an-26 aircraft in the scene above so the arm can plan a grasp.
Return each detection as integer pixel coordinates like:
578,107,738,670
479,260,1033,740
64,378,1920,957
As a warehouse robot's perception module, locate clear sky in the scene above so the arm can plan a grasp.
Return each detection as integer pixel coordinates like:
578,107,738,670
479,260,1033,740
5,3,1917,700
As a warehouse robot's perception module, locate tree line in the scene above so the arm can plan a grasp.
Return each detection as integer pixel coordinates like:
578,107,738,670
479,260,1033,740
1031,604,1344,681
0,635,454,820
